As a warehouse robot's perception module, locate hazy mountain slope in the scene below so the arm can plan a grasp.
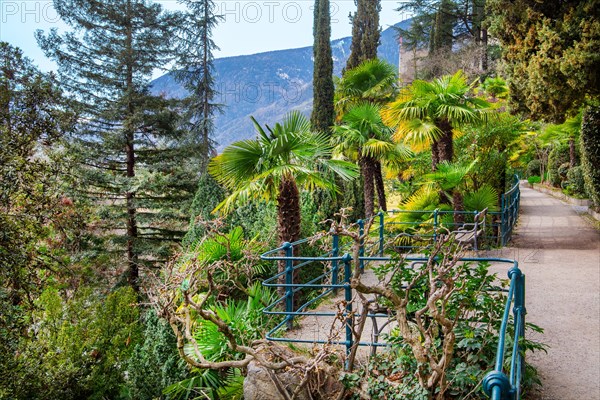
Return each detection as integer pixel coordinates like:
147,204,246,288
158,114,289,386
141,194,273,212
151,20,410,149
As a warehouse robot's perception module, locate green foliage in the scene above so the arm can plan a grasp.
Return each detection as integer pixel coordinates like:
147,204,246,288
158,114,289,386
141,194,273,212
565,166,586,197
580,106,600,207
184,174,227,246
528,176,541,186
487,0,599,121
464,185,499,212
335,58,399,116
7,287,141,400
383,70,490,167
345,0,381,70
126,310,189,400
357,258,545,398
311,0,335,133
37,0,198,282
547,143,570,187
174,0,223,166
525,159,542,177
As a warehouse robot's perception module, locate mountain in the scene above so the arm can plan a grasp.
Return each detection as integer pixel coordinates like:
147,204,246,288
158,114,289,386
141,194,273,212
151,20,411,149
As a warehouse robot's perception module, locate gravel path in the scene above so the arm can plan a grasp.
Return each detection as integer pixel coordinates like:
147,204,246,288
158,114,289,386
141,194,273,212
506,183,600,399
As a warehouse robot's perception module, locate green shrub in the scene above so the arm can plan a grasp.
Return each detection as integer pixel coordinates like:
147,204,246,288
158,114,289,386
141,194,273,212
8,287,141,400
125,310,189,400
525,159,541,177
547,144,569,187
580,106,600,207
566,166,586,197
528,176,541,186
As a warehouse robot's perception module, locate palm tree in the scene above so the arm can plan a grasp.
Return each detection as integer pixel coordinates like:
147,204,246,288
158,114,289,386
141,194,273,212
333,103,411,217
382,70,490,170
335,58,399,118
208,111,358,296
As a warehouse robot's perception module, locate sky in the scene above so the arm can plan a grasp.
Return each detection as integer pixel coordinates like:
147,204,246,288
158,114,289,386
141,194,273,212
0,0,409,76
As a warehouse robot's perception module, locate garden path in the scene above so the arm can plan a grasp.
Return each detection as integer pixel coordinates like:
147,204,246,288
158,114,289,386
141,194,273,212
505,183,600,399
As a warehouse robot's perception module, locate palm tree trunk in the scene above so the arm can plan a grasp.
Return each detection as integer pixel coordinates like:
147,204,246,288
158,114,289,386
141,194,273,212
437,118,454,164
373,161,387,212
360,155,376,218
431,140,441,171
277,176,302,308
452,190,464,224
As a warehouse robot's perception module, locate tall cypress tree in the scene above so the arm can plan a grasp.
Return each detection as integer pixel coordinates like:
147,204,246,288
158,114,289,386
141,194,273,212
311,0,335,134
175,0,223,169
36,0,199,291
345,0,381,71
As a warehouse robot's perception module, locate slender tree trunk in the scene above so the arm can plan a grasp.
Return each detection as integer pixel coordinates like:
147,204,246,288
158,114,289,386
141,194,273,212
373,160,387,211
436,118,454,164
277,176,302,308
569,138,576,167
125,0,139,293
360,155,376,218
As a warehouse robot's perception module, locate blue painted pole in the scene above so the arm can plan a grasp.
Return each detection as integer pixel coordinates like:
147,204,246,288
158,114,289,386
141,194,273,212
433,209,439,244
378,212,384,256
357,219,364,271
342,253,353,364
500,194,506,246
332,234,339,295
283,242,294,330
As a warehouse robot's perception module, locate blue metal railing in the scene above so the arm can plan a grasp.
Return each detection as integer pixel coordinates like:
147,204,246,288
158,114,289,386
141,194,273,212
260,177,524,396
483,266,527,399
261,242,526,397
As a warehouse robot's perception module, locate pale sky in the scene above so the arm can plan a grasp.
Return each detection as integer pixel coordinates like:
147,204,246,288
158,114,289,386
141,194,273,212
0,0,408,76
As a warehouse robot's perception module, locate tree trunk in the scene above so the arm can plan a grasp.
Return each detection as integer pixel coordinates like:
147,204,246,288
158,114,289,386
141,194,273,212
436,118,454,164
569,138,576,168
125,0,139,294
360,155,376,218
277,176,302,308
373,160,387,212
452,190,464,224
431,139,440,171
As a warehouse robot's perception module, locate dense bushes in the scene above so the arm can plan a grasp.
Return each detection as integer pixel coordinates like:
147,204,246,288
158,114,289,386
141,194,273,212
547,143,569,187
525,159,541,177
566,166,586,197
580,106,600,207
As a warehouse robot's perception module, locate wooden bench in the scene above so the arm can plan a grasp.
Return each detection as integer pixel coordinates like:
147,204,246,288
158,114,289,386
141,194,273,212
453,208,488,250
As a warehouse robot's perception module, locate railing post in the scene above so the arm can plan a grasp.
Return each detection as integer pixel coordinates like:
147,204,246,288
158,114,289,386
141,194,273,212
342,253,354,365
433,209,439,244
500,194,506,246
378,212,384,256
357,219,364,271
331,234,339,295
282,242,294,330
474,210,479,251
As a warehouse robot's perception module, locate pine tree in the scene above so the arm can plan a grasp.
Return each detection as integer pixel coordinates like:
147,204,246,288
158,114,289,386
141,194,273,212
310,0,335,134
36,0,199,292
175,0,223,169
345,0,381,71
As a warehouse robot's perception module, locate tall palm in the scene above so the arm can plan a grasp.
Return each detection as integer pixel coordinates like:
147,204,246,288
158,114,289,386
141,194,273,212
209,111,357,297
382,70,490,170
333,103,411,217
335,58,399,118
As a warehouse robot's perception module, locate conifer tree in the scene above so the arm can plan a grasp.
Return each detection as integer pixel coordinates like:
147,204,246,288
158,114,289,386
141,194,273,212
310,0,335,134
175,0,223,168
345,0,381,71
36,0,199,291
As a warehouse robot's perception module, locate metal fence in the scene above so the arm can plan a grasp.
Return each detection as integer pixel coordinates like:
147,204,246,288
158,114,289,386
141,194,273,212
260,178,525,398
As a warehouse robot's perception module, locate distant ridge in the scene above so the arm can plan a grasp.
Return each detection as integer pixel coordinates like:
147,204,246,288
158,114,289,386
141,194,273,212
151,20,411,149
